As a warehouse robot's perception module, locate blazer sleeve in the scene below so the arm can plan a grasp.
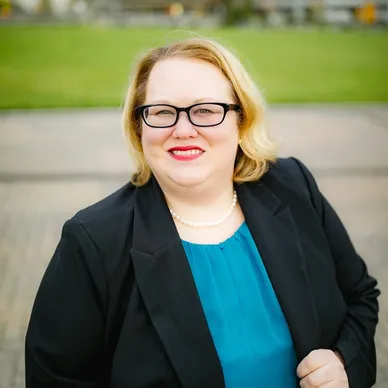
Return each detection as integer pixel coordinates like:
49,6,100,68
25,219,109,388
291,158,380,388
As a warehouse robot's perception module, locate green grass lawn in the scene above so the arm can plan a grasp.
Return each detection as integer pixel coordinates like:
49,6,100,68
1,25,387,109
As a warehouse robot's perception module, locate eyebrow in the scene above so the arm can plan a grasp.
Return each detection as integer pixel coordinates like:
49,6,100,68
146,97,221,105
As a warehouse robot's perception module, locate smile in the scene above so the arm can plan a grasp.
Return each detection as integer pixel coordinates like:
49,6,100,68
168,146,205,161
171,149,203,156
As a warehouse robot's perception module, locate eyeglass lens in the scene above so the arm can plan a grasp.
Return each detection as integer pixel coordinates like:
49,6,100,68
144,104,225,127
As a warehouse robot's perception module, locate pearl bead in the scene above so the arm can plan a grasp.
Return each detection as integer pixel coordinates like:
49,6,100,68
169,190,238,228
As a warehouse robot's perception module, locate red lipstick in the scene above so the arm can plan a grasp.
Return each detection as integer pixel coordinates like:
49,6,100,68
168,145,204,161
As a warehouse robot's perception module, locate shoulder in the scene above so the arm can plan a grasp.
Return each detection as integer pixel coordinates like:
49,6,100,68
72,181,136,228
64,181,137,253
258,157,322,211
262,157,317,193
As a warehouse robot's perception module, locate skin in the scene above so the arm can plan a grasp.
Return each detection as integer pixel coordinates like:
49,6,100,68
297,349,348,387
141,57,240,208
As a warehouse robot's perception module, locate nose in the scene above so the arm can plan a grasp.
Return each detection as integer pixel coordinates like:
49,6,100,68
172,111,198,139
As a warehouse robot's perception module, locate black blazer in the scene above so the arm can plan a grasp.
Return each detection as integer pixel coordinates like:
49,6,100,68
25,157,379,388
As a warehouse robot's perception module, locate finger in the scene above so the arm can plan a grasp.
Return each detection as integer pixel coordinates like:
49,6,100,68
314,382,338,388
299,365,334,388
297,349,331,378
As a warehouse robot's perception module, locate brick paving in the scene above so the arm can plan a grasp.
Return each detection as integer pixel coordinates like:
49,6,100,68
0,105,387,387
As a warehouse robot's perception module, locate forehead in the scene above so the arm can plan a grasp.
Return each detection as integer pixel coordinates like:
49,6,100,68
145,57,233,104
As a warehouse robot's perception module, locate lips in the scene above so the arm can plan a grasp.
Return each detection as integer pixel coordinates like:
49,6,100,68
168,146,204,152
168,146,204,161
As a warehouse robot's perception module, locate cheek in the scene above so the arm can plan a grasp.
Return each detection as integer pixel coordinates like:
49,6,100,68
204,124,239,150
141,126,170,154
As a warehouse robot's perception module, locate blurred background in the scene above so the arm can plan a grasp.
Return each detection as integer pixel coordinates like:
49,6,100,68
0,1,387,387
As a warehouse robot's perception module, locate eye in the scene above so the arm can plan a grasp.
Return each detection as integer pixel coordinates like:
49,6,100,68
155,109,175,116
147,106,175,116
194,108,213,115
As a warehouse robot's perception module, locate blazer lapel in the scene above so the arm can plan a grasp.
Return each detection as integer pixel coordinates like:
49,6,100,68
130,178,224,388
236,181,321,362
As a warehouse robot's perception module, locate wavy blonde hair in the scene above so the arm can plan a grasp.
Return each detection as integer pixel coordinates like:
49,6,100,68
122,37,278,186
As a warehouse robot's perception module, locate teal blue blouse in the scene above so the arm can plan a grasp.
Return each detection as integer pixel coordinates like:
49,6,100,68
182,222,298,387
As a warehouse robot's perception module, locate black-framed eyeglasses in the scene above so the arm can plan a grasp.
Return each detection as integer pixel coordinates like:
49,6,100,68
135,102,241,128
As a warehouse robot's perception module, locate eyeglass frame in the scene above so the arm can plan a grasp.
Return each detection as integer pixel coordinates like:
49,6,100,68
135,102,242,128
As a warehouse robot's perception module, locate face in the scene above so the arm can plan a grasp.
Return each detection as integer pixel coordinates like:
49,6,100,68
140,57,240,189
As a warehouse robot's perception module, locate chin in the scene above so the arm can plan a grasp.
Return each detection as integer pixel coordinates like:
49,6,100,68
168,171,210,188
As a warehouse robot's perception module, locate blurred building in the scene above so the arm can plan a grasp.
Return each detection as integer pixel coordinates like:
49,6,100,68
2,0,388,25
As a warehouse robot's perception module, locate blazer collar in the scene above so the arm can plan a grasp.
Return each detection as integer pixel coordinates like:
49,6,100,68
131,176,321,387
236,180,321,360
131,177,225,388
131,176,177,254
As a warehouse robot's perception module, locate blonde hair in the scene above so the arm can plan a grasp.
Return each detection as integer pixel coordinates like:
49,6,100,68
122,36,278,186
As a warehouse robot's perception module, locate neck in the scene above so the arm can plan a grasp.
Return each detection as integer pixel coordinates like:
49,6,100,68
160,180,235,225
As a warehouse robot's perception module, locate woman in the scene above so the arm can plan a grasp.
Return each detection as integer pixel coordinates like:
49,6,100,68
25,37,379,388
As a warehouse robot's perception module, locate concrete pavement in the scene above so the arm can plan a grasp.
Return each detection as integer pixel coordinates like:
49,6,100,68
0,105,387,387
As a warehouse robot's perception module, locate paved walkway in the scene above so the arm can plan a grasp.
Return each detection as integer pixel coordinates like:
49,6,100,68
0,105,387,387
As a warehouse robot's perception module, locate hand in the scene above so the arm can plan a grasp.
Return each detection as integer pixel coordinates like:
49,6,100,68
297,349,349,387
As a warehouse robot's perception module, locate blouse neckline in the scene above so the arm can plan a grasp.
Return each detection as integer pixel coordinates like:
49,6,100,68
181,221,247,247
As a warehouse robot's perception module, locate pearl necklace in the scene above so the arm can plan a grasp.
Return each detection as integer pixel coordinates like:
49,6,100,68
169,190,238,228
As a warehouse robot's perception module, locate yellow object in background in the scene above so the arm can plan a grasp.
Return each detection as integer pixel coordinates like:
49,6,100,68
169,3,184,18
0,0,11,18
356,0,377,25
